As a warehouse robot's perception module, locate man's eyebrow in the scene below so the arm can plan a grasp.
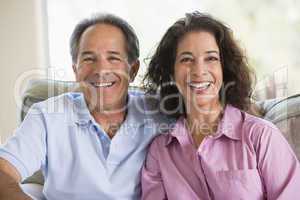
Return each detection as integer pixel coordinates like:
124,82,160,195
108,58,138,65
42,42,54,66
107,51,122,56
79,50,123,57
80,51,95,56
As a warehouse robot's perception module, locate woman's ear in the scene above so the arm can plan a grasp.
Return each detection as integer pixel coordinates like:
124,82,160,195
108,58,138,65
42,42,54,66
129,60,140,83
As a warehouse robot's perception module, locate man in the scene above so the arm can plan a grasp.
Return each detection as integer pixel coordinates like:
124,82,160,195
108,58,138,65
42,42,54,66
0,13,170,200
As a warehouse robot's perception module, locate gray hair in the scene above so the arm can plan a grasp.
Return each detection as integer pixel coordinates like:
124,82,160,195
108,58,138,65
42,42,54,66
70,13,139,64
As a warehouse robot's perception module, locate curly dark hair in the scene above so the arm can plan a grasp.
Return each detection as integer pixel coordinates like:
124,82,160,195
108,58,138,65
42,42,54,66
143,11,255,118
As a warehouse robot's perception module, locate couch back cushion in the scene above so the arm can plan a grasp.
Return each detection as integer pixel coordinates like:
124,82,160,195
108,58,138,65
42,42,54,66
261,94,300,160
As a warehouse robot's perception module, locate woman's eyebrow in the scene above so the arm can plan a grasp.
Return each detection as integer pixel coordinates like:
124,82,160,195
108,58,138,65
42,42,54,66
206,50,219,54
178,51,193,57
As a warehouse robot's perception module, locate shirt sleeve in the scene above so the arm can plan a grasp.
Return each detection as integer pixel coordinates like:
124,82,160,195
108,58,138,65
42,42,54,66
141,139,167,200
256,124,300,199
0,104,47,181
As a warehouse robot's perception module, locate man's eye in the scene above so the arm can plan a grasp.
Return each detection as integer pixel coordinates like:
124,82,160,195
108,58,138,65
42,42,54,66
108,56,121,62
82,57,95,62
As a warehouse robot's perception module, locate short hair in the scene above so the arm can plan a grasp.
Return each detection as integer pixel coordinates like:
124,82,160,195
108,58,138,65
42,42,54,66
143,11,255,118
70,13,139,64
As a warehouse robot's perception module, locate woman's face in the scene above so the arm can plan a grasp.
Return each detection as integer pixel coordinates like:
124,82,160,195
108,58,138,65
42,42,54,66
174,31,223,112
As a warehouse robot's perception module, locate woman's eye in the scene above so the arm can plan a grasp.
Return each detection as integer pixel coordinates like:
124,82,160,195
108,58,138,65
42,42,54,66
206,56,219,62
180,57,193,63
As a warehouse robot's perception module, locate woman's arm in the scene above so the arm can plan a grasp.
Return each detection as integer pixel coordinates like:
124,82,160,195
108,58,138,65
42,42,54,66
256,125,300,199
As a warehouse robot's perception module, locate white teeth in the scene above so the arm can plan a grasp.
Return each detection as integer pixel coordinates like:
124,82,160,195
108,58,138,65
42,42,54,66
94,82,114,87
189,82,211,89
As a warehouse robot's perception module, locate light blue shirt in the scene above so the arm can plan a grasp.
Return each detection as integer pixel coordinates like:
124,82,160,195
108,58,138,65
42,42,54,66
0,92,172,200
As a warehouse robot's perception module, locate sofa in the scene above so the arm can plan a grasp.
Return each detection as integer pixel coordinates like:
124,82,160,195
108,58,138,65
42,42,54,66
20,79,300,187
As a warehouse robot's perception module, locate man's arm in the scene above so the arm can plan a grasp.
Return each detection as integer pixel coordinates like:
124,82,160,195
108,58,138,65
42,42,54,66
0,158,32,200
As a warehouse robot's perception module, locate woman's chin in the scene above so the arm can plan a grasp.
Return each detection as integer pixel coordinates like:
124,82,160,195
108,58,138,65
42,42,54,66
186,96,221,113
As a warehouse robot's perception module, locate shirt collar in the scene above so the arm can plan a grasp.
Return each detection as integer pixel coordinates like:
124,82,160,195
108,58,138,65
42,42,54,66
165,104,243,146
216,105,243,140
68,92,93,126
165,117,190,146
69,91,148,128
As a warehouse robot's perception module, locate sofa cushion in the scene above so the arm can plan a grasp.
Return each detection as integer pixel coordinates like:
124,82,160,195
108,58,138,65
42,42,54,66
259,94,300,160
20,79,76,122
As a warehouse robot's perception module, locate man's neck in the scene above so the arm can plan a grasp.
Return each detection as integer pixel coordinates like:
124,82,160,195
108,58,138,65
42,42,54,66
91,108,127,139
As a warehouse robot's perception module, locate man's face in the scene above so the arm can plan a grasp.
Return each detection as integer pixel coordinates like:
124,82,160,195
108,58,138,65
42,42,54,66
73,24,139,112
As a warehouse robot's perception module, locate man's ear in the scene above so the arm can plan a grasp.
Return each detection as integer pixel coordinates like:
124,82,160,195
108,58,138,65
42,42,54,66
72,64,77,73
72,64,78,81
129,60,140,83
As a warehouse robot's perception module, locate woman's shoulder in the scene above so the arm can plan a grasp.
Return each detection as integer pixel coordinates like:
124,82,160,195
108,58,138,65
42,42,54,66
242,109,279,134
225,105,281,145
239,107,284,149
148,117,183,153
149,132,174,150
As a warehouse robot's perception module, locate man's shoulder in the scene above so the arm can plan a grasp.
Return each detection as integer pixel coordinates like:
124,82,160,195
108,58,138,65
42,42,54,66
128,91,158,111
128,92,175,129
128,91,172,122
27,92,84,117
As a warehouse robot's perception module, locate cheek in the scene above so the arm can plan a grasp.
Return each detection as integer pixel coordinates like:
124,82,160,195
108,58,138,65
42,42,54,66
174,65,186,82
76,71,86,82
216,69,223,86
174,68,188,93
75,66,90,81
212,64,223,83
117,71,131,84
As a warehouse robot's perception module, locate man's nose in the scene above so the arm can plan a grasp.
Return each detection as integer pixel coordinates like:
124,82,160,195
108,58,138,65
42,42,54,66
93,57,111,72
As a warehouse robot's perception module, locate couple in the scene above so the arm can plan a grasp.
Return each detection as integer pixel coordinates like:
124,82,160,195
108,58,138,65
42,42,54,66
0,12,299,200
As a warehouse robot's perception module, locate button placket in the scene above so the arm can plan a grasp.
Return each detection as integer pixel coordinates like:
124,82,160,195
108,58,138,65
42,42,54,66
89,123,111,160
195,137,212,200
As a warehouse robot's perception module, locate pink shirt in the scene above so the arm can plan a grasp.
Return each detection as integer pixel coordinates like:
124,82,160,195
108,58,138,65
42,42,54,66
142,105,300,200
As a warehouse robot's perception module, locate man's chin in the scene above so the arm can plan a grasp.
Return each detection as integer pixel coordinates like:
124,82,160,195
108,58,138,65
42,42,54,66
90,101,127,114
87,93,128,112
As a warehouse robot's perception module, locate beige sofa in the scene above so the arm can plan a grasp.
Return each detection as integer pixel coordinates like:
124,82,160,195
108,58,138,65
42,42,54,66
20,79,300,186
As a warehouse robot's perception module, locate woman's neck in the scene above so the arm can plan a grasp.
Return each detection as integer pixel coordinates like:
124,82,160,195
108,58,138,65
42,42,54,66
187,103,223,124
186,102,223,146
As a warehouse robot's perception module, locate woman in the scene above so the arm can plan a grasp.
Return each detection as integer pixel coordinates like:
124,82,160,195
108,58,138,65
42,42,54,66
141,12,300,200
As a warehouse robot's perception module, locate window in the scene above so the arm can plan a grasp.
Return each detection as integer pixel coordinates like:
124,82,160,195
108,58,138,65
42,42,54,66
47,0,202,84
47,0,300,98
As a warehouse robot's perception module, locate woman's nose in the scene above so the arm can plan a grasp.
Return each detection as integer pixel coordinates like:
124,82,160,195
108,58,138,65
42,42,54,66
191,58,208,76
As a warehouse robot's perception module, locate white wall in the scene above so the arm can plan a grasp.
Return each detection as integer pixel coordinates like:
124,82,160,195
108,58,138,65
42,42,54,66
0,0,49,143
47,0,203,83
